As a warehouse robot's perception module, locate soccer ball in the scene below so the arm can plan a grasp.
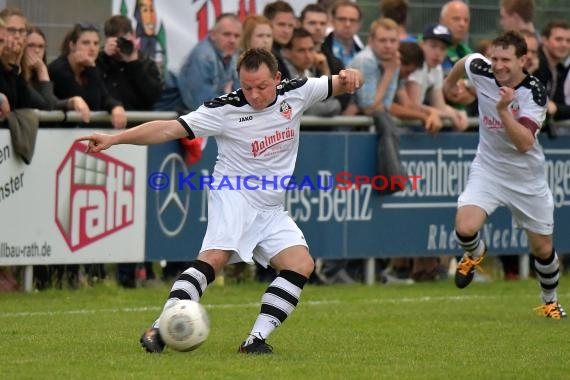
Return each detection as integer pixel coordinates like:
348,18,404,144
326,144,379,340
158,300,210,352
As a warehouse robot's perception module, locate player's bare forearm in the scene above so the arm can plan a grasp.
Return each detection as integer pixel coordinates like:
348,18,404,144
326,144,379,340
371,69,396,108
117,120,187,145
443,56,468,99
361,75,396,114
390,102,424,120
445,57,468,85
497,86,535,153
497,109,535,153
76,119,187,153
332,68,364,97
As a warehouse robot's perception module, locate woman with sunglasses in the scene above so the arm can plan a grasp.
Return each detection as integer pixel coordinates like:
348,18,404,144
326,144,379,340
48,23,127,129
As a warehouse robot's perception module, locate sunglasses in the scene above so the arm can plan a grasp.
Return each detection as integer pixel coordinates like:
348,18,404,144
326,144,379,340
76,22,100,32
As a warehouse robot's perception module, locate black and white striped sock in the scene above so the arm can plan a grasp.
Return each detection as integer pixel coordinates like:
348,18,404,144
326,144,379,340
153,260,215,328
454,230,486,259
245,270,307,344
534,249,560,304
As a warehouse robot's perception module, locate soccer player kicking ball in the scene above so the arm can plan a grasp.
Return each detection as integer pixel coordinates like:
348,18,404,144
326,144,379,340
443,31,566,319
77,48,364,353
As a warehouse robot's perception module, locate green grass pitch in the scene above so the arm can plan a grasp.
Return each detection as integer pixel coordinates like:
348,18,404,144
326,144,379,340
0,277,567,379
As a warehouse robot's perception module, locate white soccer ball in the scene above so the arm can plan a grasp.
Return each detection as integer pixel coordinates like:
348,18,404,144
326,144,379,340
158,300,210,352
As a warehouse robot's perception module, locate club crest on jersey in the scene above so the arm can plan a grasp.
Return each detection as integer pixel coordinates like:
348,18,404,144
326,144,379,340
280,100,292,120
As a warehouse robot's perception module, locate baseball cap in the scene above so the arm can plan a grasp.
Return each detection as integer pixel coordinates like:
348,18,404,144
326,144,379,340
422,23,452,45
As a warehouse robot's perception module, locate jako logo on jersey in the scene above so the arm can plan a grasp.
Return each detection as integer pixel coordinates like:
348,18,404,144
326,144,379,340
55,141,135,251
251,127,295,157
239,116,253,122
280,100,292,120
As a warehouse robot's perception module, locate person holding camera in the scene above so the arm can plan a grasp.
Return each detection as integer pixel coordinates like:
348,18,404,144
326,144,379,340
96,15,162,287
97,15,162,111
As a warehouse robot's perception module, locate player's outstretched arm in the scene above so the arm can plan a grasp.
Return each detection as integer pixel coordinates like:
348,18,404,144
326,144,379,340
332,68,364,97
443,56,468,101
76,119,188,153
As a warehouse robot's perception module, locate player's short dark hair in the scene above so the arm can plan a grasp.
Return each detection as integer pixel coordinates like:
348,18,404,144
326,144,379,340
492,30,527,58
263,1,295,21
104,15,133,37
284,28,313,49
399,41,424,67
541,20,570,39
237,48,279,77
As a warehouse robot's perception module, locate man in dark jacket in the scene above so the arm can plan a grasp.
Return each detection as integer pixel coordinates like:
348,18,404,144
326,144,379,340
96,15,162,111
321,0,363,67
96,15,163,287
534,20,570,124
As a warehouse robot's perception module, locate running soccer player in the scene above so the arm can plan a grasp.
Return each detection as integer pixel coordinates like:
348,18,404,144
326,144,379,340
77,48,364,353
443,31,566,319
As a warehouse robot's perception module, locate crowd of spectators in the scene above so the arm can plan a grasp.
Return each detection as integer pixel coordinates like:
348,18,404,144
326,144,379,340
1,0,569,291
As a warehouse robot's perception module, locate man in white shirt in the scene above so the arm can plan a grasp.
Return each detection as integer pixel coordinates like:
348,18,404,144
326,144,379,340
78,48,364,352
443,31,566,319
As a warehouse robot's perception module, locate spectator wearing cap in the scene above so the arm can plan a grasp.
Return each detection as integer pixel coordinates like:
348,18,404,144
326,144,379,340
406,23,468,131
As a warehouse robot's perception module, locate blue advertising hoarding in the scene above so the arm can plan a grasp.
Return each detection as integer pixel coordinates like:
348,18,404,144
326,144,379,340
144,133,570,261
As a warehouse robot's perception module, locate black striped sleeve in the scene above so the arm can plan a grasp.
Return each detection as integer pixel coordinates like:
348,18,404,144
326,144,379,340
177,117,196,140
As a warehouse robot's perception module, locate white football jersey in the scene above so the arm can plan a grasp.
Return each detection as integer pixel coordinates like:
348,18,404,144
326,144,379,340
178,76,332,209
465,53,548,193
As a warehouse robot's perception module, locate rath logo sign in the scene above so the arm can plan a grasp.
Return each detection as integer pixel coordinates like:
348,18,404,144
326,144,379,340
55,142,135,251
